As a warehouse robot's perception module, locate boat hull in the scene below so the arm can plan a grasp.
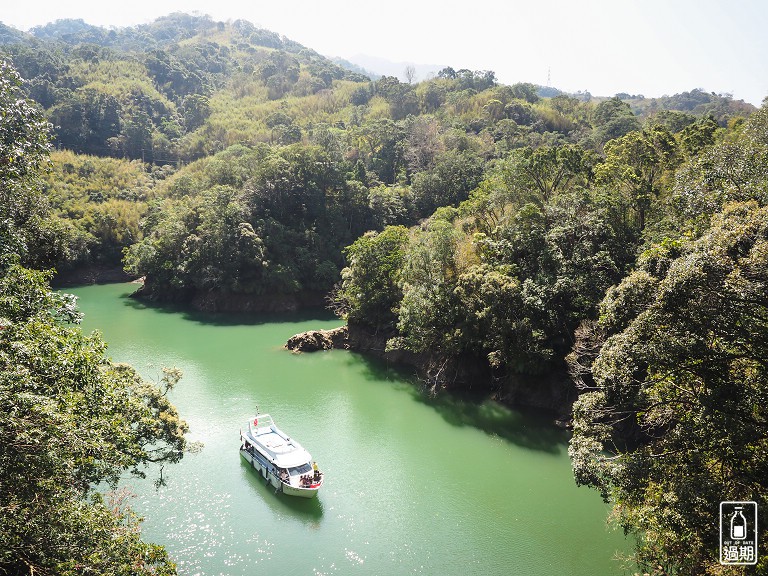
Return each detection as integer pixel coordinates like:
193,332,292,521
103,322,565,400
240,449,320,499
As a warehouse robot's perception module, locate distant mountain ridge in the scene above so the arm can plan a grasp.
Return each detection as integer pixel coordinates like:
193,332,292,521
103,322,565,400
0,14,754,115
340,54,445,83
1,13,364,73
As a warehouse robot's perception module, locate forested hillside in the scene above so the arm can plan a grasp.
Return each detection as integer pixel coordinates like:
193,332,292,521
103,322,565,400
1,13,754,291
1,14,766,572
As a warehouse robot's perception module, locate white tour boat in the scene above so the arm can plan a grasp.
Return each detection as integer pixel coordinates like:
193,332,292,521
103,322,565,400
239,413,323,498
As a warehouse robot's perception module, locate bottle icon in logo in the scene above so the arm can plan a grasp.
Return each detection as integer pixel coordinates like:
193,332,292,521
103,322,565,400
731,506,747,540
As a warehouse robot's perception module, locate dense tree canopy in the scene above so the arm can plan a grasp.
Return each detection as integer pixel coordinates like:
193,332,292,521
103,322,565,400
568,106,768,573
0,264,191,575
0,58,191,575
569,202,768,573
335,225,409,331
1,16,755,298
123,144,371,300
0,60,69,269
333,86,768,573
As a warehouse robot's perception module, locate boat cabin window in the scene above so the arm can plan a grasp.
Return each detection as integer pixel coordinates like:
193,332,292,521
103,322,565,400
287,463,312,476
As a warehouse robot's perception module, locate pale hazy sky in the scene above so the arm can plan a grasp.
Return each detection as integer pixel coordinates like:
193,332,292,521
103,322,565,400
3,0,767,105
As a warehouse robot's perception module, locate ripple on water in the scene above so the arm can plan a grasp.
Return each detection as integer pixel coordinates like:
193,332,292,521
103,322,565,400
132,481,274,573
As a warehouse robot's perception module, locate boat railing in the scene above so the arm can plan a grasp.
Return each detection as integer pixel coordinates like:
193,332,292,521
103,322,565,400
248,413,275,433
300,472,322,488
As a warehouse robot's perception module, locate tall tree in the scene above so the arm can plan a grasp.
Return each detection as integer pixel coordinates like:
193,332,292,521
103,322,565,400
0,264,191,575
669,106,768,235
596,125,678,230
503,144,597,203
592,96,641,146
569,201,768,574
0,60,54,265
335,225,409,332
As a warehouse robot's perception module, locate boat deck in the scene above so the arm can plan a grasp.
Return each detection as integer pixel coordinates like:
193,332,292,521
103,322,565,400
251,428,296,455
243,417,312,469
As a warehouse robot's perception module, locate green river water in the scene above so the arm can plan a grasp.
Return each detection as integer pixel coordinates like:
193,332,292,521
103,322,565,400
69,282,630,576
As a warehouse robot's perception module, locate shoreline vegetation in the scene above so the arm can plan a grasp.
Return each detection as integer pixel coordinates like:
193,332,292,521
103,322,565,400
2,10,767,573
285,323,576,419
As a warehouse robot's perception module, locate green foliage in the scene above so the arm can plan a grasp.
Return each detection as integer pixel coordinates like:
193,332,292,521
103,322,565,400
362,181,635,389
4,15,755,287
351,117,407,185
0,264,189,575
628,88,756,127
396,219,465,358
411,149,484,214
4,16,366,163
592,96,641,146
596,125,679,230
647,109,697,134
469,191,630,372
672,108,768,224
569,201,768,573
336,226,409,330
498,144,598,203
125,144,371,298
565,105,768,572
0,61,190,573
3,17,767,575
678,114,719,157
0,59,87,271
3,15,754,174
336,112,768,395
42,150,158,267
368,184,414,227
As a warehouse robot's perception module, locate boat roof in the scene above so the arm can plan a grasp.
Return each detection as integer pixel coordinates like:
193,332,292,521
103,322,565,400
244,414,312,468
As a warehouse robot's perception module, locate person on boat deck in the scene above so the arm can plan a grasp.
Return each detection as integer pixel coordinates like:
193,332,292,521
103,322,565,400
312,461,320,481
279,468,288,483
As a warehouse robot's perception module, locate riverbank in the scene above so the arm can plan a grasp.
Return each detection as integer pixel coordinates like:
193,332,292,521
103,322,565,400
286,323,577,420
129,279,327,313
52,265,133,287
75,277,577,419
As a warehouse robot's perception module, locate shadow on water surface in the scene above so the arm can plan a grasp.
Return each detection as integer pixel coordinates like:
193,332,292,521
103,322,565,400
416,391,567,454
114,283,566,456
344,351,567,454
119,290,338,327
239,459,324,521
340,350,418,384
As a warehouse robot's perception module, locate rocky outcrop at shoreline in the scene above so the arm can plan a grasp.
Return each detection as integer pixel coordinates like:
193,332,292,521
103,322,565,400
285,326,349,352
285,323,424,365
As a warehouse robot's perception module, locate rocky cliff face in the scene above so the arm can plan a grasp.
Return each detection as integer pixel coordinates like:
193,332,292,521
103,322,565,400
190,290,326,313
52,265,133,287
